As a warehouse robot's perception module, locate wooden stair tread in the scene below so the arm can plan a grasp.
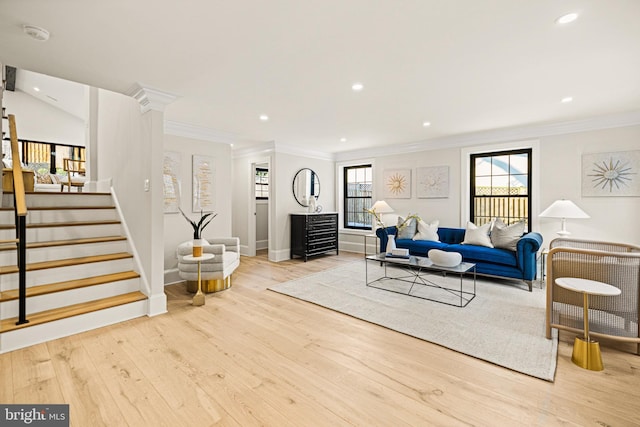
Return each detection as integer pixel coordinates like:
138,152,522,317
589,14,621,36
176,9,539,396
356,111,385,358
0,219,121,230
0,236,127,252
0,291,147,334
0,271,141,302
0,252,133,275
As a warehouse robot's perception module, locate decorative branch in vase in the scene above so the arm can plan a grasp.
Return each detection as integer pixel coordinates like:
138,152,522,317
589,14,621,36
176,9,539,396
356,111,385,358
179,208,217,256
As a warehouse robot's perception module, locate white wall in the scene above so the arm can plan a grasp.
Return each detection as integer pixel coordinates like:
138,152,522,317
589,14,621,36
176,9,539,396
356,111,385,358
95,89,165,312
272,151,335,261
163,135,233,283
538,125,640,246
232,150,274,257
232,147,334,261
256,200,268,250
3,90,85,146
337,124,640,254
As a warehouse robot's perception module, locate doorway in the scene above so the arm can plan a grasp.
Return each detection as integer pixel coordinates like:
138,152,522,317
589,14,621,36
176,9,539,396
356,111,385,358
248,160,270,257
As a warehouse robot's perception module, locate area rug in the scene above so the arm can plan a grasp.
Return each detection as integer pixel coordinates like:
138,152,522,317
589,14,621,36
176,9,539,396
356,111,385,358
268,260,558,381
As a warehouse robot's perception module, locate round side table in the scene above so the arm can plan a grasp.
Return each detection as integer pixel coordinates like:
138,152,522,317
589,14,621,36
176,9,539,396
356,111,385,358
555,277,621,371
183,253,215,306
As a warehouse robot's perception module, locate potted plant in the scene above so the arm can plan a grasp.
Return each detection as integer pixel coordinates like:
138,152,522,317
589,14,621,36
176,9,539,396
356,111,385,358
179,208,217,256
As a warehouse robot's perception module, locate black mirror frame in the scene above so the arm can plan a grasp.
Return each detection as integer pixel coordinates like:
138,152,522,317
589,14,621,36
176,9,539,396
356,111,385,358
292,168,320,207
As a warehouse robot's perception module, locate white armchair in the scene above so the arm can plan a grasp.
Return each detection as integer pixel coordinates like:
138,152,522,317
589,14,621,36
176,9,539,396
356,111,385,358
177,237,240,293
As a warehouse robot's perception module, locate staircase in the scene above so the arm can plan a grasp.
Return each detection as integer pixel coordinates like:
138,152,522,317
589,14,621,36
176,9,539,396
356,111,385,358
0,191,148,353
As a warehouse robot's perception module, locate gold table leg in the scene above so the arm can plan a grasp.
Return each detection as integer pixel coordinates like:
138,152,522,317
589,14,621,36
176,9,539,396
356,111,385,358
571,292,603,371
192,260,205,306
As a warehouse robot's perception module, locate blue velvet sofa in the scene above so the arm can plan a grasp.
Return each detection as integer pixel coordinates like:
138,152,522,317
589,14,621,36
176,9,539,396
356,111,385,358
376,226,543,291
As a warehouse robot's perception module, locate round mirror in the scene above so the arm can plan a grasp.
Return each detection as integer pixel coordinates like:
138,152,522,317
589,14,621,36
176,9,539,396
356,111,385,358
292,168,320,207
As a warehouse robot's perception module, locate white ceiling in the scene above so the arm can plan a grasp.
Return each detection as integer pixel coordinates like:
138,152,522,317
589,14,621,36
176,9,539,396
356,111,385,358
1,0,639,154
14,69,87,121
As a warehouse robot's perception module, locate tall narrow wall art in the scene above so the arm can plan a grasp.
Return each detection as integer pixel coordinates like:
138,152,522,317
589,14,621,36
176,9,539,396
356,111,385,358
192,155,216,211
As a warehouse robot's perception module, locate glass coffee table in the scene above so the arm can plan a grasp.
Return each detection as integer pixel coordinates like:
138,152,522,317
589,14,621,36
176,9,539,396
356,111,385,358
365,253,476,307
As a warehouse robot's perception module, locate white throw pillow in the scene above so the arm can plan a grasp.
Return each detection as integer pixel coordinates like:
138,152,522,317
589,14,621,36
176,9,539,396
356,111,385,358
462,221,493,248
490,218,525,251
413,219,440,242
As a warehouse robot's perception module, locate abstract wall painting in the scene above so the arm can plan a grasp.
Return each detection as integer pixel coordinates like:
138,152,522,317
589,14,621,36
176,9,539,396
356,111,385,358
383,168,411,199
582,150,640,197
192,155,216,211
162,151,181,213
416,166,449,198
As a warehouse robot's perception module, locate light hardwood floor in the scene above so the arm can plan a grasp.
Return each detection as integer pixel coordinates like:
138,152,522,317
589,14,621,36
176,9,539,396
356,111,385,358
2,251,639,426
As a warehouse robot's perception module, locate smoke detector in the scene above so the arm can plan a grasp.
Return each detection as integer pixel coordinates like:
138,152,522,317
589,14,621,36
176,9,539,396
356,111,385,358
23,25,50,41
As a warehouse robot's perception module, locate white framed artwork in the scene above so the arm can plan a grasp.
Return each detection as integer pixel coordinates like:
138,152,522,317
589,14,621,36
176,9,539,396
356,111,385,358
162,151,181,213
416,166,449,198
192,155,216,212
582,150,640,197
383,168,411,199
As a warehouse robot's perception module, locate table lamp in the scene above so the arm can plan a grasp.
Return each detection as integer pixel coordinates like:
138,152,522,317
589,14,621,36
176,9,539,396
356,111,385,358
369,200,394,228
539,199,590,236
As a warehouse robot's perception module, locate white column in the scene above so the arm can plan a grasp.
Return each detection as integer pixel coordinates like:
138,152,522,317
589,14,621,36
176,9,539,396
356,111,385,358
127,83,179,316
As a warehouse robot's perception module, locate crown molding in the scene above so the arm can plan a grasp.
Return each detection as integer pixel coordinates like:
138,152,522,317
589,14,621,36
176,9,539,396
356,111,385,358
126,83,179,113
164,120,238,145
335,110,640,162
274,142,335,161
232,141,276,159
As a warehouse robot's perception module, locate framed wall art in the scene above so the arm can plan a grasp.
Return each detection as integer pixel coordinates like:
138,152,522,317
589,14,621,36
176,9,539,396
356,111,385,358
162,151,181,213
416,166,449,198
382,168,411,199
582,150,640,197
192,155,216,211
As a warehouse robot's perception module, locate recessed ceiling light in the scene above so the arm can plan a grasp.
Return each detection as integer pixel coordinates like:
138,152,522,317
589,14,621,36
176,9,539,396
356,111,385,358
33,87,40,92
422,121,431,127
23,25,50,41
340,137,347,142
259,114,269,121
561,96,573,103
556,13,578,24
351,82,364,92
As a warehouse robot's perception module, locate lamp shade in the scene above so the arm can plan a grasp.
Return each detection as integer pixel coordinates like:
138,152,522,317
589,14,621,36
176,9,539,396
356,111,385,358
539,199,589,236
539,200,590,219
370,200,394,213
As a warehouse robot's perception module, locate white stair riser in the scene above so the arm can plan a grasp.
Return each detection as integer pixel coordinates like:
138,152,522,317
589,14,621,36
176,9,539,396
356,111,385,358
26,209,118,224
0,210,121,225
0,223,123,242
0,300,147,354
0,258,135,291
2,193,114,208
1,278,141,319
0,240,128,265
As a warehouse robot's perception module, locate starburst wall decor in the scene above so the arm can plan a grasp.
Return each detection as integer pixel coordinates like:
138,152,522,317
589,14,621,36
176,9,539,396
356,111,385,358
582,150,640,197
383,168,411,198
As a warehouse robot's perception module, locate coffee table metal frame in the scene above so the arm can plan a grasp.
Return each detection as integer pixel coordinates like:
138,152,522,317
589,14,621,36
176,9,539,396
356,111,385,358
365,253,476,308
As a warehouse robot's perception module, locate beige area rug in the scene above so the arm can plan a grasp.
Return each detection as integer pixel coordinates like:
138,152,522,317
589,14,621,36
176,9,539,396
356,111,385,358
268,260,558,381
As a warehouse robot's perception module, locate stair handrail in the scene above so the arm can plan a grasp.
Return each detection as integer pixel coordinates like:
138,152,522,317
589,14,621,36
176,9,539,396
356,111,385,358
7,114,29,325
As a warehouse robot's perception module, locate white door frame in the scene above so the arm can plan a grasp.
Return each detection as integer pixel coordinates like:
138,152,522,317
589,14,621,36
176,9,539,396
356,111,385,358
248,159,271,257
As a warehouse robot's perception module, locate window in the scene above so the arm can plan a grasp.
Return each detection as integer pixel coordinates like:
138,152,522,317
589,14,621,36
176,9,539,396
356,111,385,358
470,149,531,229
344,164,372,229
255,168,268,199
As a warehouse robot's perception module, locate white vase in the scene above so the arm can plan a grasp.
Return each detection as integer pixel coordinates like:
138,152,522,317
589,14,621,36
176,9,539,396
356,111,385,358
386,234,396,254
